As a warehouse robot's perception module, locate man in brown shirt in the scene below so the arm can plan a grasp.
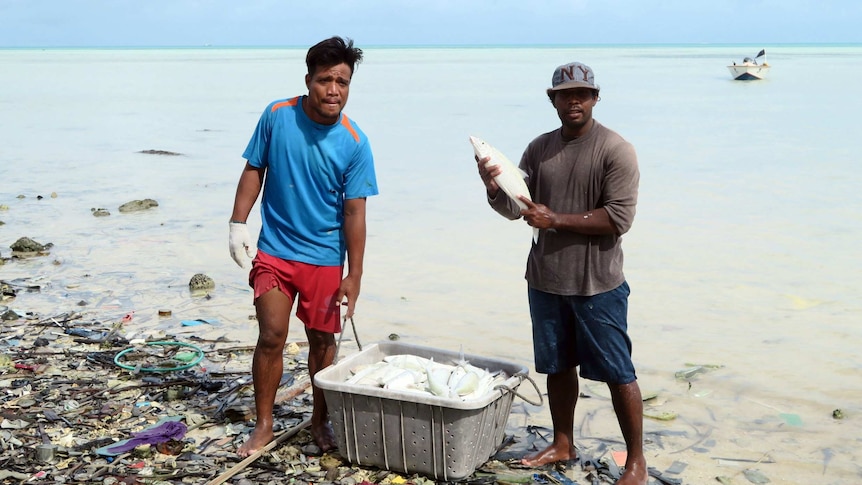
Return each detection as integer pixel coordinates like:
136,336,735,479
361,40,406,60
476,61,647,484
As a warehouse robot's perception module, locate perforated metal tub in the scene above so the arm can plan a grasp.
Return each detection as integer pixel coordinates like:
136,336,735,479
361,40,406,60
315,341,528,481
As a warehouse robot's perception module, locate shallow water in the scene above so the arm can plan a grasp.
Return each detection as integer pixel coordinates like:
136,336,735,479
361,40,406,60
2,45,861,484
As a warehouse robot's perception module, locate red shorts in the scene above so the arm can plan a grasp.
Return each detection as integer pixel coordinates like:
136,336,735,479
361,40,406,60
248,250,343,333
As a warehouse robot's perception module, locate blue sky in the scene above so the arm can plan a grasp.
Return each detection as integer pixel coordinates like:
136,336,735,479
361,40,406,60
1,0,859,47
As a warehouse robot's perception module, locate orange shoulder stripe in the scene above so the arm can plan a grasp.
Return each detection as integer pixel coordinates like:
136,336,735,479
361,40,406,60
340,114,360,143
270,96,300,112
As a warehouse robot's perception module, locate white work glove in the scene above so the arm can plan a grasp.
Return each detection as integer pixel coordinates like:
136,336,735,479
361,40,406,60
228,222,256,268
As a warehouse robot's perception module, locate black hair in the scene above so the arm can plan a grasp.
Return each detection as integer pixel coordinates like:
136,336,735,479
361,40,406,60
306,36,364,77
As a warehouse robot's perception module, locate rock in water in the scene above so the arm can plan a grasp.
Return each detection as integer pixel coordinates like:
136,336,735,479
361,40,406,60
1,309,20,320
189,274,215,293
10,237,52,253
138,149,182,156
118,199,159,213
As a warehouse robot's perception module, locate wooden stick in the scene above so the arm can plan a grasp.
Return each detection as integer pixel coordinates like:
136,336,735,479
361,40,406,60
207,417,311,485
274,378,311,404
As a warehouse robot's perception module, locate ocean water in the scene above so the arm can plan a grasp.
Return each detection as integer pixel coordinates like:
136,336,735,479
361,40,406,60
1,45,861,483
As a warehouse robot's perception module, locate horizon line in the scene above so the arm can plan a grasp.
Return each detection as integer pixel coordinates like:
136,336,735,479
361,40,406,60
2,41,860,50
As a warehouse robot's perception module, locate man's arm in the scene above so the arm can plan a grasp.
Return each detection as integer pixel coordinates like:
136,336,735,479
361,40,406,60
518,197,619,235
231,162,265,222
337,197,367,318
228,162,265,268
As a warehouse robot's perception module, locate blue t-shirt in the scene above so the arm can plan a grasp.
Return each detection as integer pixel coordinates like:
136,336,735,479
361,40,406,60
243,96,378,266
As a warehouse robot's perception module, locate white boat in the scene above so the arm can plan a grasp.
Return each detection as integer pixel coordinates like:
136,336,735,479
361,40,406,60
728,49,770,80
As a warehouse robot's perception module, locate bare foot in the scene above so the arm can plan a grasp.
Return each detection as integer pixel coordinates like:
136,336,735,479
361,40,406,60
236,426,274,458
617,457,648,485
311,421,337,453
521,443,577,467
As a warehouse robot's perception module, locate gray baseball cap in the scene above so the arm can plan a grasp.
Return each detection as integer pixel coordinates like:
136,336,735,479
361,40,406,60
548,62,600,92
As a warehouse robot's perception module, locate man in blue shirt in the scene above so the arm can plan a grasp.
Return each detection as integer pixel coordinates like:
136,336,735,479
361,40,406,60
229,36,378,457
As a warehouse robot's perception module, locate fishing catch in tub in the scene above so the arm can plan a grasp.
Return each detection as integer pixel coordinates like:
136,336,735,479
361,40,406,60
469,135,539,243
344,353,511,400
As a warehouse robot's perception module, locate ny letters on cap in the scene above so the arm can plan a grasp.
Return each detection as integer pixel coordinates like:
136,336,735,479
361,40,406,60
549,62,600,92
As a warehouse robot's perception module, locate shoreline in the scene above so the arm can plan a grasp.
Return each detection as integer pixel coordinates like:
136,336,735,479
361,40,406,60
1,228,857,484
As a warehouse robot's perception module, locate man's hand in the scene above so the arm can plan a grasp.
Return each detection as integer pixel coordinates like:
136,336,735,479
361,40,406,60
476,156,501,197
335,274,361,318
228,222,256,268
519,196,558,229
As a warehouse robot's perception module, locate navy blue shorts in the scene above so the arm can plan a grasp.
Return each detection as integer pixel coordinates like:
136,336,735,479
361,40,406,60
528,282,636,384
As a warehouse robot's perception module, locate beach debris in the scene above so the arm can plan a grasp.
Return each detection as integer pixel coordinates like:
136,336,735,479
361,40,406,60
644,410,678,421
95,417,187,456
0,302,397,481
674,362,724,380
181,318,218,327
2,277,42,293
23,192,58,200
91,207,111,217
0,293,17,312
611,449,627,467
821,447,835,475
210,418,310,485
138,149,183,156
113,341,205,372
34,444,55,463
0,303,700,485
779,412,803,426
119,198,159,212
832,408,844,419
9,236,53,255
742,468,771,483
665,460,688,474
785,294,827,310
188,273,216,294
0,280,13,300
712,454,776,466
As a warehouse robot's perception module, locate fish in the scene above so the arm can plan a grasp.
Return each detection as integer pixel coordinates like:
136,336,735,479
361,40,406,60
447,364,467,388
383,354,428,373
345,353,510,401
345,361,390,385
469,135,539,243
427,366,454,397
383,369,422,392
452,371,480,396
462,371,502,401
